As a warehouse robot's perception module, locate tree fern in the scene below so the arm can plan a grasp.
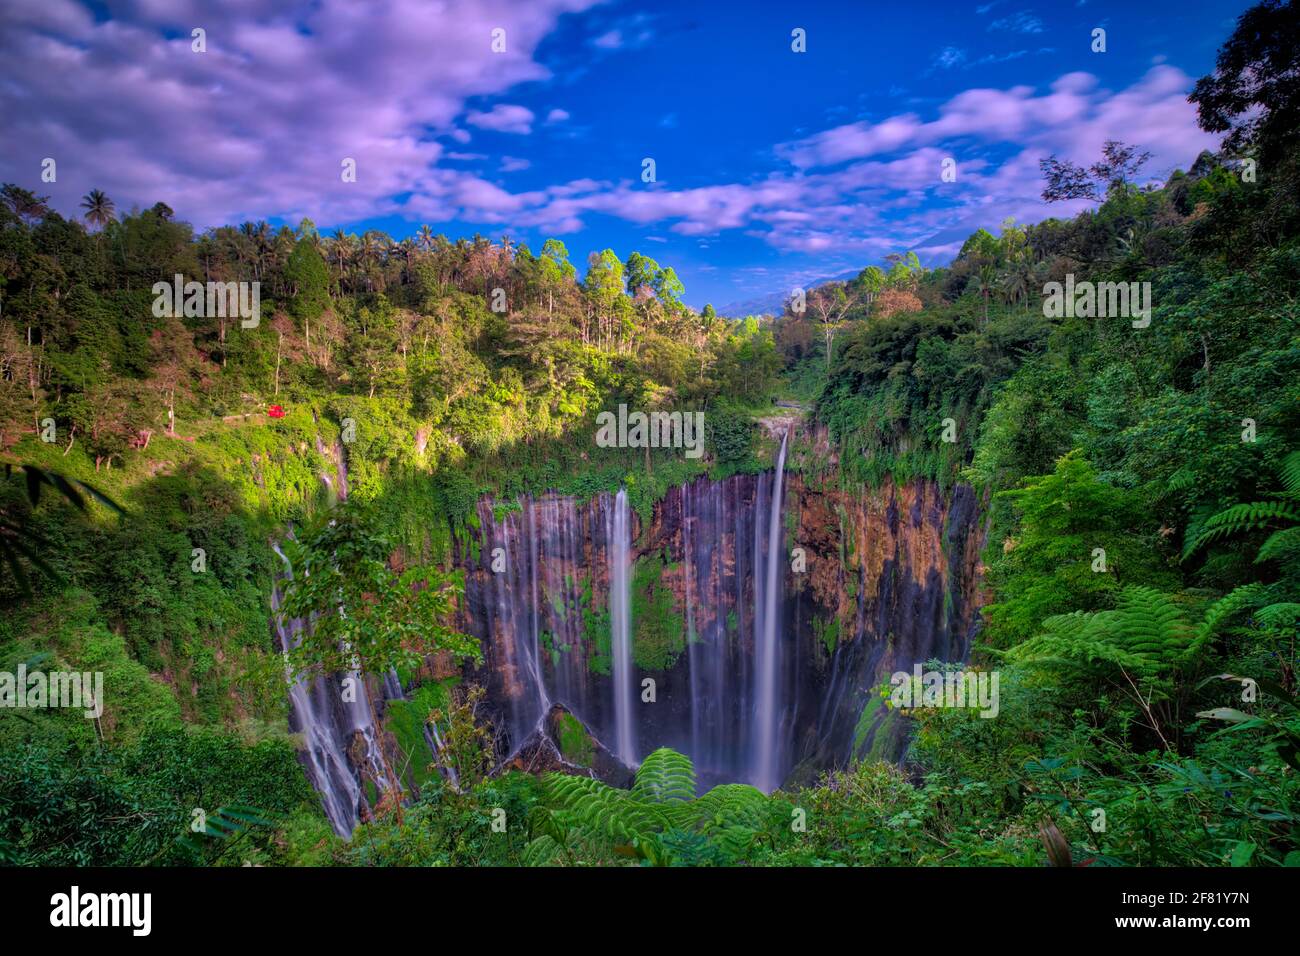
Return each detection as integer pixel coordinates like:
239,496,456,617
1255,603,1300,629
1189,448,1299,653
1278,450,1300,496
1186,501,1300,558
631,747,696,804
1256,525,1300,564
523,749,777,866
1008,586,1199,679
1201,582,1268,637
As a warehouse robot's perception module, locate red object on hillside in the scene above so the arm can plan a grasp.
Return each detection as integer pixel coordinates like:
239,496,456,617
267,405,285,418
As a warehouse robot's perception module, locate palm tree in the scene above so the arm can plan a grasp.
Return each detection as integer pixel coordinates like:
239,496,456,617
327,229,354,293
80,189,115,230
972,263,998,325
416,224,435,252
1000,268,1029,312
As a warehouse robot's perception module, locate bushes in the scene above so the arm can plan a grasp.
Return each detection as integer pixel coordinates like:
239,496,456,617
0,727,314,866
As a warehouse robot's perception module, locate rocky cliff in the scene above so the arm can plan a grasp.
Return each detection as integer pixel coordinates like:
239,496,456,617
452,437,986,790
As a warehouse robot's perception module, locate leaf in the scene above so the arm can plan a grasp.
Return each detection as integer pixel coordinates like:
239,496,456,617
1195,707,1254,724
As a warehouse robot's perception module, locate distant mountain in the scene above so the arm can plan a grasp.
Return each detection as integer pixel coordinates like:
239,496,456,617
717,269,859,319
716,242,965,320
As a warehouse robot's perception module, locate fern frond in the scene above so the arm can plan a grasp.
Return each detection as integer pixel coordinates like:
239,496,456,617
1278,451,1300,497
1201,583,1267,637
544,773,668,842
631,748,697,804
1009,587,1197,678
522,834,568,867
1111,586,1199,667
1255,603,1300,629
1186,501,1300,558
1256,526,1300,563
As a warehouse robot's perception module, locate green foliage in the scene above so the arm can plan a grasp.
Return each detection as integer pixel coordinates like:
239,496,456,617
524,748,781,866
630,553,686,671
982,452,1178,648
278,502,479,680
0,726,314,865
1007,586,1203,682
705,404,756,464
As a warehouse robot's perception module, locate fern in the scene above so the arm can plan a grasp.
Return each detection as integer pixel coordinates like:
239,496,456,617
1008,586,1199,679
1278,450,1300,496
1201,582,1267,637
1256,525,1300,563
1255,603,1300,630
631,747,696,804
1186,501,1300,557
523,749,777,866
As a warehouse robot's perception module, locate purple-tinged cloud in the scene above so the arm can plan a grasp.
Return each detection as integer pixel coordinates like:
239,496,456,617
466,104,536,135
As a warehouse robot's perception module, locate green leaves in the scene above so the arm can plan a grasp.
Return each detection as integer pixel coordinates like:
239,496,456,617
1186,501,1300,558
525,749,776,866
1,463,125,597
277,502,479,682
1007,585,1201,681
631,747,696,804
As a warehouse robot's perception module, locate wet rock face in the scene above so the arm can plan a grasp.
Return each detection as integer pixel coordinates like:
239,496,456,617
506,704,634,789
454,471,986,788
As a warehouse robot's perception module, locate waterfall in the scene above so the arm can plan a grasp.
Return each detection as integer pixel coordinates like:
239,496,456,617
480,497,551,751
609,488,636,765
271,539,395,836
270,440,407,837
752,431,789,792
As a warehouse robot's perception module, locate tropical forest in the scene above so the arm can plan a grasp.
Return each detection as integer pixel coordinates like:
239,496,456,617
0,0,1298,876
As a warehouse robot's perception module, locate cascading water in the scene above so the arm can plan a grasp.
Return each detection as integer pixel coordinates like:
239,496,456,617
609,488,636,765
752,431,788,792
270,548,361,835
271,540,394,836
270,440,409,837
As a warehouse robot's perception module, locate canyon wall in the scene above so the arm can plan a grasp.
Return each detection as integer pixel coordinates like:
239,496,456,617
280,432,987,833
452,451,986,791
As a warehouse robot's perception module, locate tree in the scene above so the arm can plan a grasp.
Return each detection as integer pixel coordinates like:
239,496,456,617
584,249,626,351
849,265,885,310
278,504,480,814
808,284,857,370
80,190,116,231
653,266,685,309
342,295,405,398
284,238,330,349
1190,0,1300,164
970,263,998,325
0,185,49,223
624,251,661,297
538,238,575,315
1040,141,1152,202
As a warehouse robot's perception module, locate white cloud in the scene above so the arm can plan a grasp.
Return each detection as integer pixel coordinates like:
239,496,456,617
465,104,536,134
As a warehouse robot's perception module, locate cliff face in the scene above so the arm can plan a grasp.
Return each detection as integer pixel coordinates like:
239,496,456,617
283,441,988,834
452,458,986,789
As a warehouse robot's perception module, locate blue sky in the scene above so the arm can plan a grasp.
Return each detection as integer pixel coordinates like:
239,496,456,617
0,0,1254,309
